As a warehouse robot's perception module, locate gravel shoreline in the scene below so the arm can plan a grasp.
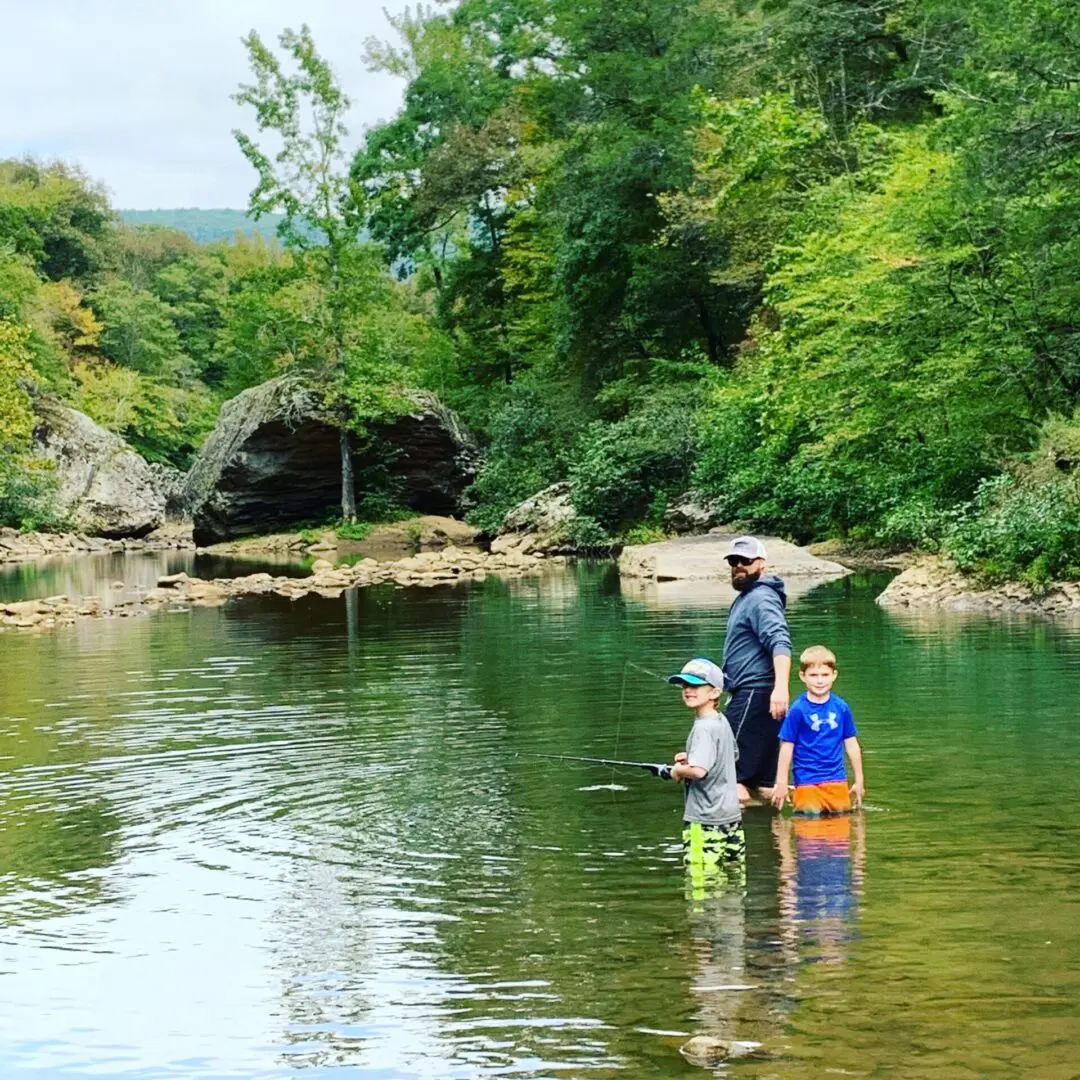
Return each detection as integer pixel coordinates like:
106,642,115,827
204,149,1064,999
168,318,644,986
0,546,560,632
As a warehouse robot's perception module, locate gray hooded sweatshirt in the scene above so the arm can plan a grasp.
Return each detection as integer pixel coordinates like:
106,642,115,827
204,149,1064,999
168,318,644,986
721,575,792,691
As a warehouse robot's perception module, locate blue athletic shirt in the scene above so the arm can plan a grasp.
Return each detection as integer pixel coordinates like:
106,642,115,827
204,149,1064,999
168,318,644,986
778,692,857,786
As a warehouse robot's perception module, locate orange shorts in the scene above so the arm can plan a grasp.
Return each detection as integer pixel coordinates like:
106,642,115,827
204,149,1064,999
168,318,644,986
793,780,852,816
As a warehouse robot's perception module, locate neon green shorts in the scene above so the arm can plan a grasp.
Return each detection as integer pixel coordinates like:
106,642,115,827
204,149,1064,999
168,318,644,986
682,820,746,866
682,820,746,899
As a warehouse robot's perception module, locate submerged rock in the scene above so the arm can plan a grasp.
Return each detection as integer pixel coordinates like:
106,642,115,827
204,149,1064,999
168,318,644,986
182,377,480,546
679,1036,762,1067
31,397,167,538
680,1036,734,1065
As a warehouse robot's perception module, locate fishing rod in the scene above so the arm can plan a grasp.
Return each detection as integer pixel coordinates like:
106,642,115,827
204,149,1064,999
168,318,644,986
518,662,678,780
522,752,671,778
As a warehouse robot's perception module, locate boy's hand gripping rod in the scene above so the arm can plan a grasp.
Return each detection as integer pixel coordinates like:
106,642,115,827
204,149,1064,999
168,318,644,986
522,752,672,779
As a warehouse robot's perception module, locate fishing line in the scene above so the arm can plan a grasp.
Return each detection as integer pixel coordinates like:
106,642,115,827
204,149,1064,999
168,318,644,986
612,660,629,786
625,660,667,683
519,753,669,775
612,659,666,788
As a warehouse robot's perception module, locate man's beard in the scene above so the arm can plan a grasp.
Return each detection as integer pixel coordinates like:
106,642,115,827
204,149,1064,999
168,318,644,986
732,568,763,592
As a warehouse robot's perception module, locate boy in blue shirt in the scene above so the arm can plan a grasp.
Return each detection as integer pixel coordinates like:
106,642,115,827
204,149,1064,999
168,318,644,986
770,646,864,815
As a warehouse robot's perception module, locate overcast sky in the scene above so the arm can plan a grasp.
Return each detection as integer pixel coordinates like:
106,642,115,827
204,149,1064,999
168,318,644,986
0,1,413,209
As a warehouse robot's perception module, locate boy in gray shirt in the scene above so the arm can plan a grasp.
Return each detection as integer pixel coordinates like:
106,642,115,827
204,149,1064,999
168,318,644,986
660,658,745,890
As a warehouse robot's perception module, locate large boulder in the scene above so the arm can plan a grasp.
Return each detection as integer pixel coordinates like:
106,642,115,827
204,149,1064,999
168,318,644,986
145,462,188,521
618,531,851,581
31,397,165,538
182,377,480,546
663,491,726,535
493,482,581,554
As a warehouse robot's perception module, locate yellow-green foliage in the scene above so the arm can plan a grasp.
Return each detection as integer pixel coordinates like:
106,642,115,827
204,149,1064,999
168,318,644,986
693,130,1039,543
0,319,34,450
72,361,217,466
0,319,63,531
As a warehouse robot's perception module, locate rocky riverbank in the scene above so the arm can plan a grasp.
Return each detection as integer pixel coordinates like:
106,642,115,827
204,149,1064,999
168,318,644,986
0,526,194,564
201,515,483,561
0,545,559,632
0,515,484,568
877,556,1080,616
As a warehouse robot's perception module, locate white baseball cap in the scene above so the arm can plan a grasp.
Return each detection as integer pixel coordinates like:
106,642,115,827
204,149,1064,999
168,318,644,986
725,535,766,563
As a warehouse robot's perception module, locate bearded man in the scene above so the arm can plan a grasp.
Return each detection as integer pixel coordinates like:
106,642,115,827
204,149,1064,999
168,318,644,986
721,536,792,806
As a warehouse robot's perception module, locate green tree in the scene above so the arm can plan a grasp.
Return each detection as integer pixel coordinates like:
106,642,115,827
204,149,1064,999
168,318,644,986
0,319,61,530
234,24,372,521
0,319,34,450
0,159,112,281
90,279,187,381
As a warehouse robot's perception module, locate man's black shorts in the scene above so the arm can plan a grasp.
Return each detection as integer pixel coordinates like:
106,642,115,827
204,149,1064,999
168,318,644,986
725,686,780,789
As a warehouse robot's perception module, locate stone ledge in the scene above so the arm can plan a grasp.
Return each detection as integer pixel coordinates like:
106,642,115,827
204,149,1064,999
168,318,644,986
619,531,850,581
0,526,194,565
876,556,1080,615
200,515,483,562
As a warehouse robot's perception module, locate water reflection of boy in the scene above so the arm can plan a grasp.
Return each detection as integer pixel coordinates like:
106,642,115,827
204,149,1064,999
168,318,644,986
775,813,866,965
679,817,797,1057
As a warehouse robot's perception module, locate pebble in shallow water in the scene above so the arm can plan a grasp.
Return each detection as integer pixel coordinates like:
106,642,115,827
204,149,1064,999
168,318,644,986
679,1036,763,1067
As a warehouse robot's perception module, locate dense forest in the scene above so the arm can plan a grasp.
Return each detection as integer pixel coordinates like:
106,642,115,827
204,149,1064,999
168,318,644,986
2,0,1079,584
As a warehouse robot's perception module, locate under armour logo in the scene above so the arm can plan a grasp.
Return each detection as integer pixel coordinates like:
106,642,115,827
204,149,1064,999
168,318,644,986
808,710,839,732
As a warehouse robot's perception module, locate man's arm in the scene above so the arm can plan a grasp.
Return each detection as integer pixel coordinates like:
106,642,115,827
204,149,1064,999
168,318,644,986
770,741,794,808
770,653,791,720
753,592,792,719
845,736,864,807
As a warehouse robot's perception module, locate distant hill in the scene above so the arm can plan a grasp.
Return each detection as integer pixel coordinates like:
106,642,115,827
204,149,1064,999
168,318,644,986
119,208,285,245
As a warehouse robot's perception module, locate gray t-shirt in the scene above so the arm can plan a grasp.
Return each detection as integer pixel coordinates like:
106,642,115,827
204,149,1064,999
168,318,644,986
683,710,741,827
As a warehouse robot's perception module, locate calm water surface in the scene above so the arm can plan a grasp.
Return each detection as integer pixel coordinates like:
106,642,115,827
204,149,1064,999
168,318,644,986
0,562,1077,1078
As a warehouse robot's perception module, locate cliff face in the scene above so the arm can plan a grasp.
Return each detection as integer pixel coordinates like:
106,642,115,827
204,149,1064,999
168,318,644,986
182,377,480,546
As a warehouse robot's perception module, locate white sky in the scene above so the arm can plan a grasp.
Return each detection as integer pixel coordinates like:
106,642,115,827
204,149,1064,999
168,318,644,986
0,1,414,209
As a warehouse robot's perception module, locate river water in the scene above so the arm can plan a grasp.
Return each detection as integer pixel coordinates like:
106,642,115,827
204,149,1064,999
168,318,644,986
0,558,1076,1078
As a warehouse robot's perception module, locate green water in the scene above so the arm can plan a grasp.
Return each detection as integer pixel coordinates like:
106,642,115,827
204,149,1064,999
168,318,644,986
0,562,1077,1078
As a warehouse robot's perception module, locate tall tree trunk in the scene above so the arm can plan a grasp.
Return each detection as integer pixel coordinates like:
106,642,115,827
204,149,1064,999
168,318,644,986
695,294,722,366
339,416,357,523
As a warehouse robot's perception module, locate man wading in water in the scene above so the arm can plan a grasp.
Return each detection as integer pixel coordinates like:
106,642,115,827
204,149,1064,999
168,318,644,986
722,536,792,807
